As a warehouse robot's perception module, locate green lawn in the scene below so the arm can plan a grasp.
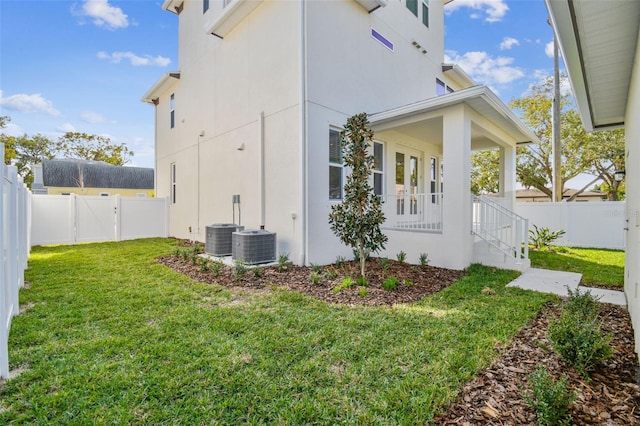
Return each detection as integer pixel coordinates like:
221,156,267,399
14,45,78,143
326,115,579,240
529,247,625,288
1,239,553,425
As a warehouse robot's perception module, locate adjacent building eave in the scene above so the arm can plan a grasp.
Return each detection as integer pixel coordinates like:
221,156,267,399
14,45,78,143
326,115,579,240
162,0,184,14
442,63,476,89
545,0,640,131
369,85,540,145
354,0,388,13
205,0,264,38
141,72,180,105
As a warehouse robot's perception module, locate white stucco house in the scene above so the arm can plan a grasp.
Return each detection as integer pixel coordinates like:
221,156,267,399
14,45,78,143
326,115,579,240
545,0,640,354
143,0,538,271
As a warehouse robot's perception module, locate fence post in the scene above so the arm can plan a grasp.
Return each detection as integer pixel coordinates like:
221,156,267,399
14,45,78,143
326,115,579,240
115,194,121,242
8,167,19,316
0,144,8,379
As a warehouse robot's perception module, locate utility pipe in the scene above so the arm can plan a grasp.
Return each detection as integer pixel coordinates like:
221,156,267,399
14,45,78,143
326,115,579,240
299,0,308,266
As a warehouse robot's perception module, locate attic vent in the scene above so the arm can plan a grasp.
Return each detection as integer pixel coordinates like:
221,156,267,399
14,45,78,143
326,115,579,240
232,229,276,265
205,223,244,256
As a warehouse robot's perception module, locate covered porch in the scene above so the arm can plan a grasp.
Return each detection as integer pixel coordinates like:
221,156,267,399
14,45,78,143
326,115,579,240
369,86,538,270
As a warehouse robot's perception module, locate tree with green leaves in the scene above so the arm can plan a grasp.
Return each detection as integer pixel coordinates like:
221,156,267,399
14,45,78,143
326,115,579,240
471,149,500,195
0,116,17,165
328,113,388,278
580,129,625,201
55,132,133,166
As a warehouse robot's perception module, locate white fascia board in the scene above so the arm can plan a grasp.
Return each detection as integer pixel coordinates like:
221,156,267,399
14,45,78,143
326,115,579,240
205,0,263,38
162,0,184,14
370,86,540,145
544,0,594,131
355,0,388,13
141,72,180,104
442,63,477,89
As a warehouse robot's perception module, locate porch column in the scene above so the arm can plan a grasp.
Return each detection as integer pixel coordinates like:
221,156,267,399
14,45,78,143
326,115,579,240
442,104,473,269
499,145,517,210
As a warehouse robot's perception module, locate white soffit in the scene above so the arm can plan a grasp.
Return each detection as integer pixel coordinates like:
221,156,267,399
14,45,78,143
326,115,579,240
546,0,640,131
355,0,388,13
205,0,264,38
162,0,183,14
141,72,180,104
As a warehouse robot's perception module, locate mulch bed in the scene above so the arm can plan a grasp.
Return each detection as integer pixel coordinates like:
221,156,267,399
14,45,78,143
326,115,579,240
158,245,640,425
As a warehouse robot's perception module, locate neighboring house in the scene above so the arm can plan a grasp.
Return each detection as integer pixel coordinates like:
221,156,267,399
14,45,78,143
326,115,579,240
143,0,538,270
516,188,606,203
545,0,640,353
34,159,154,197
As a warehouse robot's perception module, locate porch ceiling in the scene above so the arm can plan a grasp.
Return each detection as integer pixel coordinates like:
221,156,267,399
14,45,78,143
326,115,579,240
369,86,539,148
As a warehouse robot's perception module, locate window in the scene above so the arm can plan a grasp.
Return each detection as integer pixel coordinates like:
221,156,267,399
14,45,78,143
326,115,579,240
430,157,437,202
203,0,209,13
170,93,175,129
373,142,384,197
171,162,177,204
406,0,418,17
329,129,343,200
422,0,429,27
436,79,446,96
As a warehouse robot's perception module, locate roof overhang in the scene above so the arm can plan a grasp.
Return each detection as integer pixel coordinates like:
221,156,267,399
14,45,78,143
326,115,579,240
205,0,263,38
369,85,540,146
354,0,388,13
442,63,476,89
141,72,180,105
545,0,640,131
162,0,184,14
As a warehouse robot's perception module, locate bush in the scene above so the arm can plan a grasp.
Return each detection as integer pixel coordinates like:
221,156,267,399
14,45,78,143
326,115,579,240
525,366,575,426
356,276,368,287
382,276,400,291
529,225,566,250
419,252,430,266
277,253,291,272
234,259,248,281
396,251,407,263
378,257,390,270
563,288,602,322
309,272,322,284
332,277,354,294
210,260,223,277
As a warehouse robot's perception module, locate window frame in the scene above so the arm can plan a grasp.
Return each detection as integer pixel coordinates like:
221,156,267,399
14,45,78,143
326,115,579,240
373,141,384,198
329,129,344,201
406,0,418,17
422,0,429,28
170,93,175,129
203,0,209,13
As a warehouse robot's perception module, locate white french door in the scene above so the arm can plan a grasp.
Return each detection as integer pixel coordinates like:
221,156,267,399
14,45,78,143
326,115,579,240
395,148,422,219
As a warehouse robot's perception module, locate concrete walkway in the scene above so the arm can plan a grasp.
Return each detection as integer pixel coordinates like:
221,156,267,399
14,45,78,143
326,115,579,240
507,268,627,306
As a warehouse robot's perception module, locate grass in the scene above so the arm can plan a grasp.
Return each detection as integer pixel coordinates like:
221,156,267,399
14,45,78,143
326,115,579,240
529,247,624,288
0,239,554,425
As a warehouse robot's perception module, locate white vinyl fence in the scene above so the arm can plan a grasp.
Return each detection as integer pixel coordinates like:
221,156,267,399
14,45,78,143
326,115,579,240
1,145,31,379
31,194,169,246
514,201,626,250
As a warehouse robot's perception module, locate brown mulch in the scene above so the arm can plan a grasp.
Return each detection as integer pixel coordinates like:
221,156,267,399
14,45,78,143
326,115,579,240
158,246,640,425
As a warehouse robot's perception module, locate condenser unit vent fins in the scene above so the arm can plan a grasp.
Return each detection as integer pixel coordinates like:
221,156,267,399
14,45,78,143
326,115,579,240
205,223,244,256
231,229,276,265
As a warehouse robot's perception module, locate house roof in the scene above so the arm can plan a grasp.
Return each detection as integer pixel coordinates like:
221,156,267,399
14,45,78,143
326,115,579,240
141,72,180,105
42,159,154,190
369,85,540,147
545,0,640,131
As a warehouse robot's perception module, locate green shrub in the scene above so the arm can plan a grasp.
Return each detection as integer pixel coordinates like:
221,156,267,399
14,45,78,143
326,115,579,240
309,272,322,284
403,279,413,286
358,288,368,297
356,276,368,287
396,251,407,263
234,259,248,281
332,277,354,294
548,313,613,377
525,366,575,426
564,288,602,322
252,267,262,277
310,263,323,273
210,260,223,277
529,225,566,250
277,253,291,272
335,256,345,268
382,276,400,291
199,258,210,273
378,257,390,270
419,252,430,266
324,267,338,280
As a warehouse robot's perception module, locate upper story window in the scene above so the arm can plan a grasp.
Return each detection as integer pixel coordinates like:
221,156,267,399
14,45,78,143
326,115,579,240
170,93,175,128
203,0,209,13
406,0,429,28
422,0,429,28
406,0,418,17
329,129,343,200
171,162,177,204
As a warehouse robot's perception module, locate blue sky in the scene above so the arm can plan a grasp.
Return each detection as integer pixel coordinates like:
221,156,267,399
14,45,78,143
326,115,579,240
1,0,564,173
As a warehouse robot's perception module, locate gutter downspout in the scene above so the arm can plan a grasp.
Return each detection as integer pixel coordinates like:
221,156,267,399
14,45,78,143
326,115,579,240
299,0,308,266
259,111,265,228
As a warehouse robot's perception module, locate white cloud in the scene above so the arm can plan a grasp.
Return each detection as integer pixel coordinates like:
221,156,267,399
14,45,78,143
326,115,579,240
499,37,519,51
80,0,128,30
2,122,24,137
545,40,555,58
57,123,77,133
81,111,107,124
445,50,525,86
97,51,171,67
0,91,60,116
445,0,509,23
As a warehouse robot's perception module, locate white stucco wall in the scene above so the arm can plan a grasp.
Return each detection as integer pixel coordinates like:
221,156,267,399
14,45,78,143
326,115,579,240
624,26,640,354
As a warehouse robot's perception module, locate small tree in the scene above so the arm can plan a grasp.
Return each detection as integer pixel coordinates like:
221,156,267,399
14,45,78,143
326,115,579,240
328,113,388,278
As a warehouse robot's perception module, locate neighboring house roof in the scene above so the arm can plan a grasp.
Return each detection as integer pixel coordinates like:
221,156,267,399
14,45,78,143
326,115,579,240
369,85,540,148
42,159,154,190
516,188,606,201
545,0,640,131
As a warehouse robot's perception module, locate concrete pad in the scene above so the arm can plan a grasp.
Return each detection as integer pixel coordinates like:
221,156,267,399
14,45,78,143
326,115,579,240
578,287,627,306
507,268,582,296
